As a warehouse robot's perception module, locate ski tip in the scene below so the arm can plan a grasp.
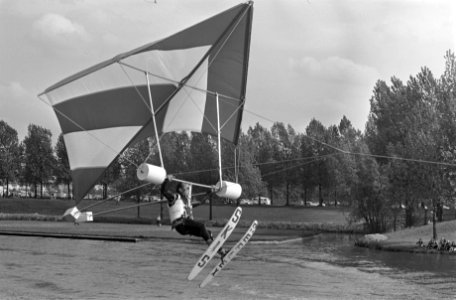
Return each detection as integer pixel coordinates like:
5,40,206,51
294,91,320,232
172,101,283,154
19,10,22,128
200,276,212,288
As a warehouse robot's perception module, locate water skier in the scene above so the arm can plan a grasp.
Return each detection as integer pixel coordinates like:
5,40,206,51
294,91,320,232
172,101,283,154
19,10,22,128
160,177,229,257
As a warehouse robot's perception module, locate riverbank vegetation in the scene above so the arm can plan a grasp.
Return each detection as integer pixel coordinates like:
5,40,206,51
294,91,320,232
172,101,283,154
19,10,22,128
1,51,456,239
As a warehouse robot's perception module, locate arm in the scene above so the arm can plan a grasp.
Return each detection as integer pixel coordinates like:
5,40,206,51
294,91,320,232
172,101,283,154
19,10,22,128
160,178,176,203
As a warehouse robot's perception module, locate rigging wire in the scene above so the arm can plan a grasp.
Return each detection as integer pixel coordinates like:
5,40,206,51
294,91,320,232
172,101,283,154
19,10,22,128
80,152,332,216
172,153,337,178
240,106,456,168
80,182,157,212
261,155,336,178
92,200,165,217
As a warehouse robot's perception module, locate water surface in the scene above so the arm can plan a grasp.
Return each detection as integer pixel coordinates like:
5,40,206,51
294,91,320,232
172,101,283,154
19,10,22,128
1,233,455,299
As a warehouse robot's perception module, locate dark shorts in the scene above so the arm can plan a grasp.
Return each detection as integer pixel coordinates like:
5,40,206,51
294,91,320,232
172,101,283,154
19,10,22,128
175,218,211,242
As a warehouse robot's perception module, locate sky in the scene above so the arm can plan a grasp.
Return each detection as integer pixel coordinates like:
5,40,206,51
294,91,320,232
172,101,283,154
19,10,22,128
1,0,455,144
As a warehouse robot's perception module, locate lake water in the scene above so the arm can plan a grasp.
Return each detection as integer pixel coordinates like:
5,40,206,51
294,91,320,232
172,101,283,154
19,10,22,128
1,233,455,299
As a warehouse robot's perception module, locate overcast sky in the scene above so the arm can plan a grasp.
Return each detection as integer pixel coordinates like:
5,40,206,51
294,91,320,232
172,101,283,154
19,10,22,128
1,0,455,143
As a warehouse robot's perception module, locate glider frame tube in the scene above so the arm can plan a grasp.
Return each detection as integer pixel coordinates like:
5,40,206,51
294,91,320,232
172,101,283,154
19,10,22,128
216,93,223,184
146,72,164,167
172,178,215,190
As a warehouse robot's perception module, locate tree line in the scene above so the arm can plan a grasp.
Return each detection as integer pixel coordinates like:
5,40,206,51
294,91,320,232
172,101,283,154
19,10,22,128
1,50,455,235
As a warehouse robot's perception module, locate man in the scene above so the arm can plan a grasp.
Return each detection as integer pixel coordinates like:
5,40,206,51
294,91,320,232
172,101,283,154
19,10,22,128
161,177,228,257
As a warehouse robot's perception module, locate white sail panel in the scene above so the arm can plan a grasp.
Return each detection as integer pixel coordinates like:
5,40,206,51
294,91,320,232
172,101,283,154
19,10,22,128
122,46,211,84
45,46,210,107
162,57,209,133
64,126,142,170
45,64,146,107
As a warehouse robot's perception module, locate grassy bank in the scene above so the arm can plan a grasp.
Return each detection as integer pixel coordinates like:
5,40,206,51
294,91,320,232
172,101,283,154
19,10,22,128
356,220,456,254
0,197,363,233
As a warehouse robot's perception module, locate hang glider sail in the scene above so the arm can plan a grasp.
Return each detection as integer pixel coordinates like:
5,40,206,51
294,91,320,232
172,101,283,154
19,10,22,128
39,2,253,204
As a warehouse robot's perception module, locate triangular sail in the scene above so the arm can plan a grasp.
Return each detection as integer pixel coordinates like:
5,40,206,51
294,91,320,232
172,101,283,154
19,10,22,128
40,2,253,203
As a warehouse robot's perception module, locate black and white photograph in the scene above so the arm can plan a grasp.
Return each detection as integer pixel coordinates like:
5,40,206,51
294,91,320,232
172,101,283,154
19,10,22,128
1,0,456,299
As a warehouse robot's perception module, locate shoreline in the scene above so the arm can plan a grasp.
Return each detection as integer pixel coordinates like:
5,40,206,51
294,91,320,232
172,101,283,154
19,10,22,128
0,219,311,243
0,198,362,236
0,212,363,232
355,236,456,255
355,220,456,255
4,212,455,257
0,201,362,243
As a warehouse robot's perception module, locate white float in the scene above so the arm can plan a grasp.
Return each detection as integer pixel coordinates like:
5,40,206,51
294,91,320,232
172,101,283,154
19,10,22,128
77,211,93,223
62,207,93,223
137,163,167,184
215,181,242,200
62,206,81,222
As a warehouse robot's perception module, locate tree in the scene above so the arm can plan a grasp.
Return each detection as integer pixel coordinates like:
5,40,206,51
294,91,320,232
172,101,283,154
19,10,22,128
299,133,315,206
305,119,331,206
438,50,456,225
23,125,56,198
364,52,456,235
336,116,360,207
429,50,456,238
0,120,22,196
366,72,441,228
116,139,150,216
247,123,276,202
161,132,191,175
366,78,409,160
350,141,390,232
325,125,341,206
189,133,217,187
271,122,295,205
54,134,72,199
99,157,122,200
288,124,302,205
235,133,264,200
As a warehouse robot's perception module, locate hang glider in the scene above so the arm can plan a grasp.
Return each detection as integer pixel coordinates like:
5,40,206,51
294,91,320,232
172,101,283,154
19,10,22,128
39,2,254,207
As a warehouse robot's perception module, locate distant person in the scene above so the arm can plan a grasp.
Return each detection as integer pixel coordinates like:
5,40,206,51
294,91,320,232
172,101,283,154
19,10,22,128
416,238,424,247
161,177,228,257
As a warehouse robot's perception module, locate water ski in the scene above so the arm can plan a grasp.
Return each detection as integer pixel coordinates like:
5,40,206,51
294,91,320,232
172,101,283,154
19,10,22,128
187,206,242,280
200,220,258,288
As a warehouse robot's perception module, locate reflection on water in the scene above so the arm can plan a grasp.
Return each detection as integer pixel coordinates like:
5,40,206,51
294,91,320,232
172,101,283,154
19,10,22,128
0,233,455,299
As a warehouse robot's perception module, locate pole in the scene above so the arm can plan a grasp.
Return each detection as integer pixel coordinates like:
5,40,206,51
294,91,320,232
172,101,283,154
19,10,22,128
209,193,213,221
137,194,140,218
146,72,164,167
216,93,223,184
160,201,163,225
234,147,238,183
